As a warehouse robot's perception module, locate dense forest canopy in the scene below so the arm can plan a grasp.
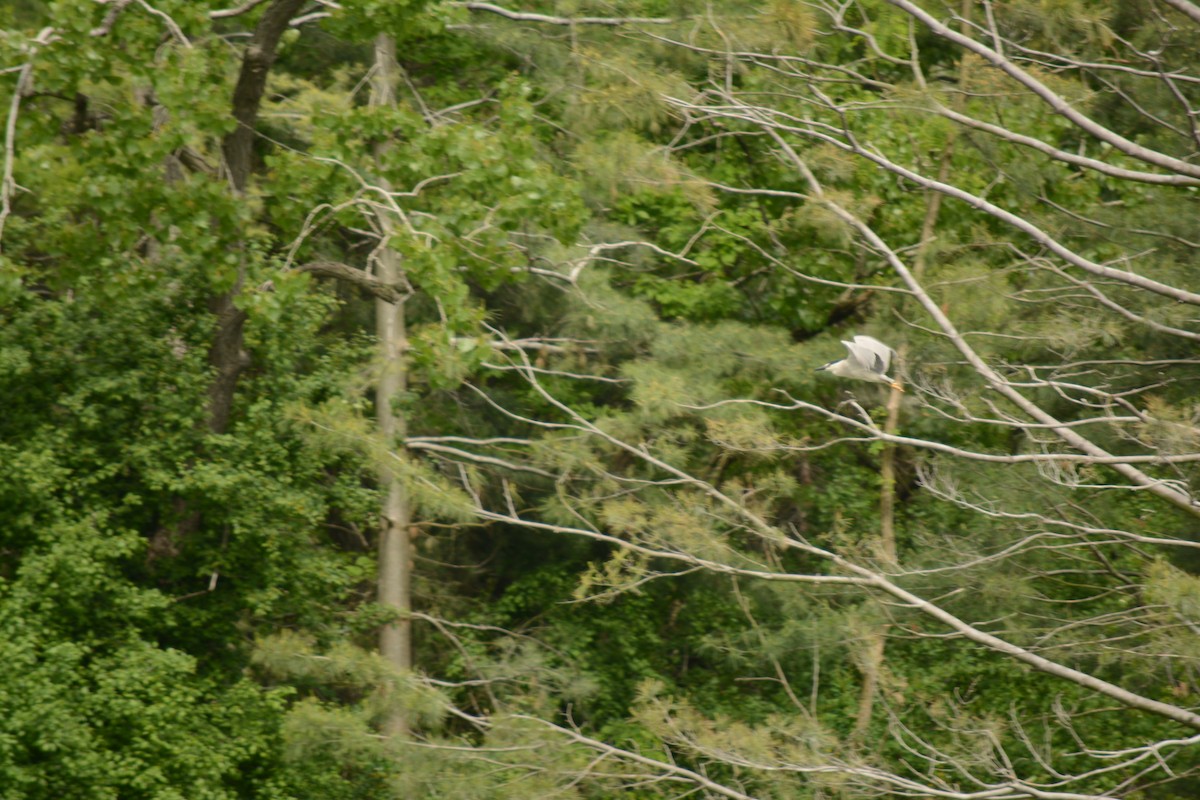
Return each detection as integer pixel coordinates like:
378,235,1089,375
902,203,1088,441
3,0,1200,797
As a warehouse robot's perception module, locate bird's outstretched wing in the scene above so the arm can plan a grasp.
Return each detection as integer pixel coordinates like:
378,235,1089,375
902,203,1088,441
841,339,877,374
851,335,894,374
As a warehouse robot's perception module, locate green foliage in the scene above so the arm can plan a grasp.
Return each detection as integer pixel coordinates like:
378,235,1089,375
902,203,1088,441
6,0,1200,797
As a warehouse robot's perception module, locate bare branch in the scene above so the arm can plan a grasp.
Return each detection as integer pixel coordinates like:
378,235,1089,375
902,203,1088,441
932,103,1200,186
767,130,1200,515
467,499,869,587
450,1,675,26
886,0,1200,179
296,259,410,303
406,440,556,478
0,27,56,252
863,572,1200,731
481,334,1200,728
510,715,759,800
209,0,270,19
134,0,191,46
674,94,1200,309
90,0,134,37
1160,0,1200,26
289,11,331,27
694,395,1200,466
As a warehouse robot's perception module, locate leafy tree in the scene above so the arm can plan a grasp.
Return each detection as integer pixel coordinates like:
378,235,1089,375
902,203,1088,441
7,0,1200,798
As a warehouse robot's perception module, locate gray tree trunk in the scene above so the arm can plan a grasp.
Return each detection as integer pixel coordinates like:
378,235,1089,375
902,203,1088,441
371,33,413,736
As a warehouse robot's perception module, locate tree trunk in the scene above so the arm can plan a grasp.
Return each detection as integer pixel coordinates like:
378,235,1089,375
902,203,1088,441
371,33,414,736
207,0,306,435
150,0,305,560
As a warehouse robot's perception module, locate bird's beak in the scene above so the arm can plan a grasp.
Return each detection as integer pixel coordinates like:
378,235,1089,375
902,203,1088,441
889,381,905,393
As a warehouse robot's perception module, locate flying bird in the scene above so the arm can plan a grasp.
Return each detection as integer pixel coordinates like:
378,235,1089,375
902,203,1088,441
816,335,903,392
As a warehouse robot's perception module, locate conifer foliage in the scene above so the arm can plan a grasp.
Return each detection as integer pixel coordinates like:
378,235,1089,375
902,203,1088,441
3,1,1200,797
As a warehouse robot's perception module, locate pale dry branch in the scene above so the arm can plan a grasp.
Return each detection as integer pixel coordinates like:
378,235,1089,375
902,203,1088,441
209,0,270,19
406,440,556,478
478,331,1200,730
482,362,622,383
931,103,1200,187
90,0,134,36
134,0,191,46
509,715,758,800
451,1,675,26
693,394,1200,468
675,94,1200,310
289,11,331,26
1162,0,1200,25
917,464,1200,551
554,236,710,285
468,497,869,588
756,125,1200,516
0,27,56,252
885,0,1200,179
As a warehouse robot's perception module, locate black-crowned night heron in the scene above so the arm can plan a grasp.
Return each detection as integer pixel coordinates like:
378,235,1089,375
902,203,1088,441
816,335,903,392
